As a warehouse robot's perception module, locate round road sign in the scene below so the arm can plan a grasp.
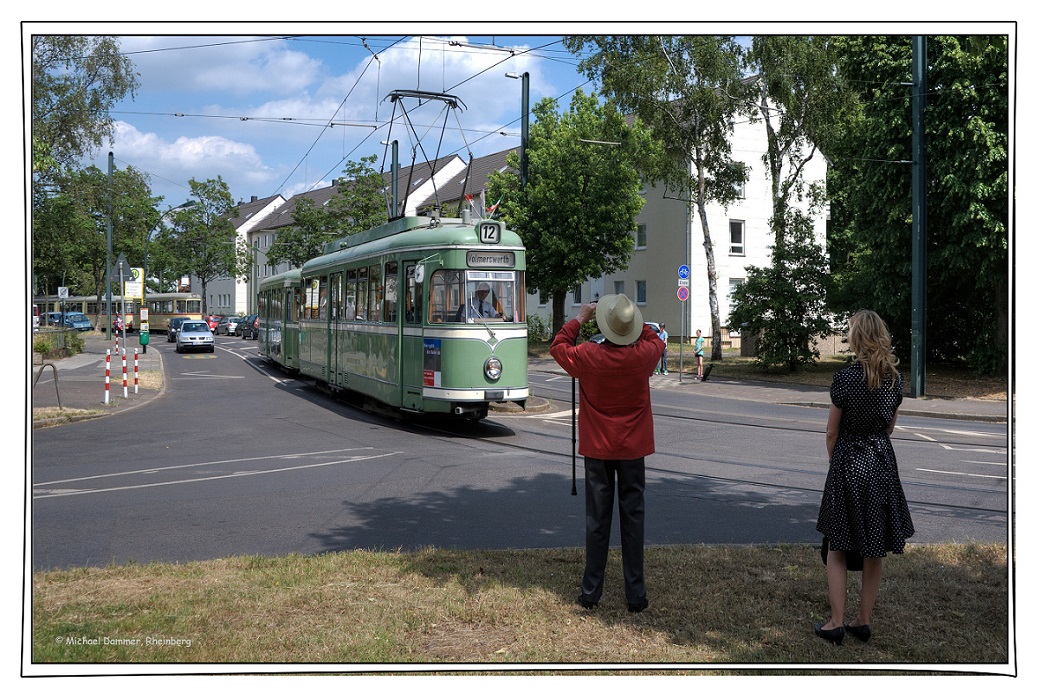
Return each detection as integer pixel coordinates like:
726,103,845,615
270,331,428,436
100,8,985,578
677,286,690,302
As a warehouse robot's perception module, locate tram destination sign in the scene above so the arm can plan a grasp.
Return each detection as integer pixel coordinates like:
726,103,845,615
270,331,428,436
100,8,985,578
467,250,515,268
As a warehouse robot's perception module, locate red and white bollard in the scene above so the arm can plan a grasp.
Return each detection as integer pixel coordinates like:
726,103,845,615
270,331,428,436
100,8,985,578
103,349,111,405
134,348,139,394
122,349,128,398
114,333,120,353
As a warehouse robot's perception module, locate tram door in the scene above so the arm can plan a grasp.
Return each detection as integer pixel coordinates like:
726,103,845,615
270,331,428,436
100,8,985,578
401,262,424,411
329,272,343,386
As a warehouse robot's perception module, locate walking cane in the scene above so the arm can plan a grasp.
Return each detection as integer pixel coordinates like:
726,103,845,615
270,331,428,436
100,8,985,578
571,374,577,496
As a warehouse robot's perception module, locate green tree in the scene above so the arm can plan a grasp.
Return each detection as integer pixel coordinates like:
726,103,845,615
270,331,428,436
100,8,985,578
32,164,160,314
736,36,847,366
728,209,833,370
564,35,751,359
168,177,240,315
826,35,1008,374
486,89,659,333
31,36,139,184
263,155,388,269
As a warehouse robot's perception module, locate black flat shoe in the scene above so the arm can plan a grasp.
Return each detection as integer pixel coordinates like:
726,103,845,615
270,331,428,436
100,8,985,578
576,594,598,609
844,622,871,642
627,597,649,613
814,622,845,645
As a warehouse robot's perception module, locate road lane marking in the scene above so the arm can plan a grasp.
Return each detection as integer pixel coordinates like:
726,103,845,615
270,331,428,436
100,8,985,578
33,451,402,499
34,448,378,487
915,468,1008,480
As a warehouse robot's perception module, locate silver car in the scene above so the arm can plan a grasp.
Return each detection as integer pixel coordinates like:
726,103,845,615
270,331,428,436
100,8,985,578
175,320,215,353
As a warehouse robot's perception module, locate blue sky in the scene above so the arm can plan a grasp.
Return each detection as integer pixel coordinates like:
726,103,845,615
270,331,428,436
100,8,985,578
77,32,593,209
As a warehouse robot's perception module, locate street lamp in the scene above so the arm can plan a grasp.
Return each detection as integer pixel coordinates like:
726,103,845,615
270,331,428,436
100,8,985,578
505,72,529,190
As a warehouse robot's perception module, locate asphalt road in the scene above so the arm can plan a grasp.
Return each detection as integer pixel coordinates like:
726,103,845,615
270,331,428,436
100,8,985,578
30,335,1009,571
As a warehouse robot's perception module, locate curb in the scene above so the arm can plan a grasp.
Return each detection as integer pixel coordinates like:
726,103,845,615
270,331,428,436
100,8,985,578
489,396,553,414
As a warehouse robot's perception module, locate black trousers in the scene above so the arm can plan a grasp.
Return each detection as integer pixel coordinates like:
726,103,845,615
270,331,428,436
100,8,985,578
580,456,646,605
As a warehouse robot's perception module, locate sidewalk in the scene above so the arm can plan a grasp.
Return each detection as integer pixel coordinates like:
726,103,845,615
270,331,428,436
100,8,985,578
29,334,1008,429
30,331,166,428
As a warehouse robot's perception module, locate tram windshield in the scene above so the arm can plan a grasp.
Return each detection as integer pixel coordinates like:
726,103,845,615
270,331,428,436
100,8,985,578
428,270,525,324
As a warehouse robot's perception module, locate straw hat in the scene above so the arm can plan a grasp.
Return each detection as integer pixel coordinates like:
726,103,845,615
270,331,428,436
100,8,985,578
595,294,644,345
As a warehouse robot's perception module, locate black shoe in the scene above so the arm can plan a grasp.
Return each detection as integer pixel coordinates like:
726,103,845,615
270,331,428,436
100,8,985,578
576,594,598,609
814,622,845,645
844,622,871,642
627,597,649,613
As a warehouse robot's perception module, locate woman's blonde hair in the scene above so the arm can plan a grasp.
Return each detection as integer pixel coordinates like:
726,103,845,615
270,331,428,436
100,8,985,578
848,310,900,390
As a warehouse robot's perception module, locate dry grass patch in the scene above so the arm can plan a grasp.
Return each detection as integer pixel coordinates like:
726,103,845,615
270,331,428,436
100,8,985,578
32,543,1008,671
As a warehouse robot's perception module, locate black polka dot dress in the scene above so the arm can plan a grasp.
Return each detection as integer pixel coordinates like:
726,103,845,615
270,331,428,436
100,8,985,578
816,362,915,558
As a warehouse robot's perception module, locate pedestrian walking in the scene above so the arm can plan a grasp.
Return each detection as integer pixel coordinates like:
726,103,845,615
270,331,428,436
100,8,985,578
694,329,705,380
657,322,669,375
813,309,914,645
550,294,664,613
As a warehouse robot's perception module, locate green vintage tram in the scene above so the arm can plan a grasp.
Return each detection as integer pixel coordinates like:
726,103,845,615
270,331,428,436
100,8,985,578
258,214,528,419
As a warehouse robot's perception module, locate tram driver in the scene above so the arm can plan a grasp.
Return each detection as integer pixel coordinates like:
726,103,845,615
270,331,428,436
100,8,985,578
464,282,501,321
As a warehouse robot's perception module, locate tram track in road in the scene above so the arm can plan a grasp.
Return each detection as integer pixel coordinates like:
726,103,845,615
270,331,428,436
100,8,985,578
216,356,1007,522
408,400,1008,519
530,372,1009,449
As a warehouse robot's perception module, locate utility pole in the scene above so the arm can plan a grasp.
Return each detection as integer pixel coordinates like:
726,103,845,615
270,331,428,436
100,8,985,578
105,152,114,341
506,72,529,189
911,36,928,397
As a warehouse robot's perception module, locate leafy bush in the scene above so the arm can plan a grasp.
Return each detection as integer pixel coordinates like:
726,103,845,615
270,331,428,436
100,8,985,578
526,314,551,342
33,335,54,355
729,212,832,371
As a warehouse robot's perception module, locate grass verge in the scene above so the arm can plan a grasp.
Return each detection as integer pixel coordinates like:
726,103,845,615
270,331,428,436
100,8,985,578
32,542,1008,671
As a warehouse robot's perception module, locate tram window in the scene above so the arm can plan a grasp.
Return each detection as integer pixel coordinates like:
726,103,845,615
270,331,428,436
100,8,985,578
428,269,464,323
367,264,381,321
383,262,398,322
318,277,328,320
345,268,358,320
355,267,368,320
330,272,343,321
457,271,525,323
404,264,421,325
304,277,324,319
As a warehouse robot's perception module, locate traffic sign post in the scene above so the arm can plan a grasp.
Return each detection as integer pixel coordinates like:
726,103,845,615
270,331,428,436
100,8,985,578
677,265,690,383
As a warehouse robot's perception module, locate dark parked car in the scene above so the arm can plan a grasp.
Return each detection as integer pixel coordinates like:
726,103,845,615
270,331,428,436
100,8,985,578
167,316,190,342
236,314,257,338
245,314,260,340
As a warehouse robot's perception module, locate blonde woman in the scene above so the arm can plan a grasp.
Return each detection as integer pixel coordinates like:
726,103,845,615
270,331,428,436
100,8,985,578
814,310,914,645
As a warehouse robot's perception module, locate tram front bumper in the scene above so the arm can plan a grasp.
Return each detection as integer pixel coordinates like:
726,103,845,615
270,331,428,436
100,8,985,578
423,387,529,402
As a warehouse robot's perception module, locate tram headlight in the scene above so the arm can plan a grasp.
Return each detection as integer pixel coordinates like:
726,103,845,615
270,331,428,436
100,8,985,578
484,356,503,381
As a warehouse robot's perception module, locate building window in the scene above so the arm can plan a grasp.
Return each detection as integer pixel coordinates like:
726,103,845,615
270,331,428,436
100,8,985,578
728,278,744,335
614,281,624,295
635,224,647,249
573,284,582,305
729,220,745,256
636,280,647,304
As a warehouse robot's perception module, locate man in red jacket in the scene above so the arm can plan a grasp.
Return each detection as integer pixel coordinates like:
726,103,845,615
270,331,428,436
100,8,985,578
550,294,664,613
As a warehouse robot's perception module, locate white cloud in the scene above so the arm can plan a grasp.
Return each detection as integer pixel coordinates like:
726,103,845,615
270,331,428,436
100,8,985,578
106,121,277,200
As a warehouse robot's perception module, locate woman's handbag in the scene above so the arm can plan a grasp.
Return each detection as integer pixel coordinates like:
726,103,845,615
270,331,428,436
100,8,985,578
820,537,864,571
